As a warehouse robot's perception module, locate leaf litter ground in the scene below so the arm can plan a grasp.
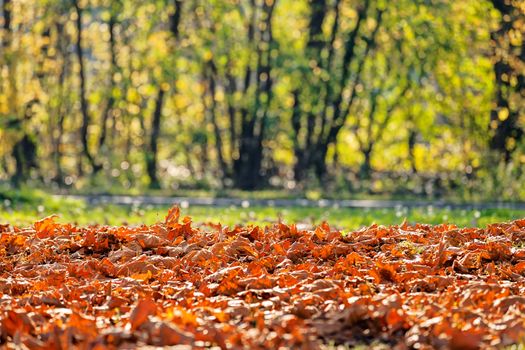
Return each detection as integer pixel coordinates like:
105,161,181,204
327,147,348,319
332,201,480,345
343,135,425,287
1,207,525,349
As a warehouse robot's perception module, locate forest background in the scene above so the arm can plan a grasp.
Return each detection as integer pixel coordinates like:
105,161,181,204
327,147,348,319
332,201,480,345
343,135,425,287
1,0,524,202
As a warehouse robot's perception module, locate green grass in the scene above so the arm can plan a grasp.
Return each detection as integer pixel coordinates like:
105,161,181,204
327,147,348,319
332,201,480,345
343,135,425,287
1,191,523,229
1,185,523,228
1,182,491,202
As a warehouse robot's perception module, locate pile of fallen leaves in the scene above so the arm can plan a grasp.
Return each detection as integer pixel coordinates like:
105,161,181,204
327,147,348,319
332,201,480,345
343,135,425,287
1,207,525,349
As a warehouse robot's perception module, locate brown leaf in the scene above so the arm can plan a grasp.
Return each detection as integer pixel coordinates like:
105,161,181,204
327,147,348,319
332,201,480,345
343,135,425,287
129,298,157,331
1,310,34,337
134,233,169,249
157,322,194,346
456,252,482,270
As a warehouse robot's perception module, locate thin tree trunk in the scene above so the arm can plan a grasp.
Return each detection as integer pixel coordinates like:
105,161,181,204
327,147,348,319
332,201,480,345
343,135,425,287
73,0,101,173
291,89,308,183
359,148,373,180
408,128,417,174
52,20,69,185
53,84,67,185
144,0,182,188
2,0,11,49
2,0,13,181
98,14,118,151
2,0,17,118
225,68,238,157
205,61,229,181
146,88,165,189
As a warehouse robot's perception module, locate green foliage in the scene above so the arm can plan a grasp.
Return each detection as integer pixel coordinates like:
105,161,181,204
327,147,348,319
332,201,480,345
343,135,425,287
0,0,523,197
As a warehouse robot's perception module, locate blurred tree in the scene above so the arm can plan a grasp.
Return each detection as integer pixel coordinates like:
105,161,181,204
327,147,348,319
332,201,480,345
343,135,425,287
0,0,519,197
1,0,10,48
290,0,382,182
73,0,102,173
145,0,183,189
195,0,278,190
49,3,72,185
72,0,126,174
488,0,525,161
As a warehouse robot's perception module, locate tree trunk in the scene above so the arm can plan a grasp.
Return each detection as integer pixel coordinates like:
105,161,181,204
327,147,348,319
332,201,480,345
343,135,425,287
408,128,417,174
98,14,118,151
315,3,379,178
292,0,373,183
204,61,229,182
11,135,37,187
52,19,69,185
73,0,102,174
234,136,264,190
144,0,182,188
2,0,17,118
232,0,277,190
146,88,165,189
54,111,66,185
2,0,11,48
292,90,309,183
359,148,373,180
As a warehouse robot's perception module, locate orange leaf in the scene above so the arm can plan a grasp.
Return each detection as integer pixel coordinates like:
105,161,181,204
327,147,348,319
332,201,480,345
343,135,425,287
34,215,59,238
129,298,157,331
157,323,194,346
165,206,180,226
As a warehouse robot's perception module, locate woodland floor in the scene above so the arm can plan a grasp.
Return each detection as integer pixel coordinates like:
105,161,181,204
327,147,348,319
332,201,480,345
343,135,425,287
1,207,525,348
